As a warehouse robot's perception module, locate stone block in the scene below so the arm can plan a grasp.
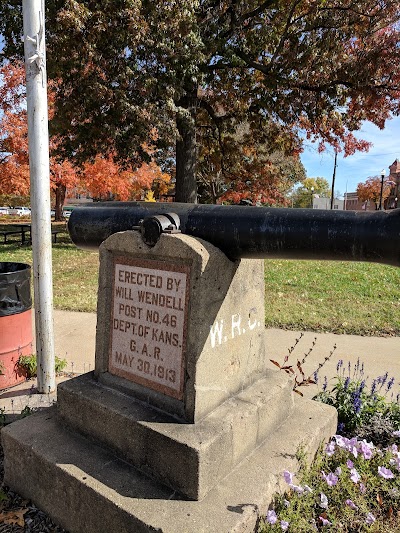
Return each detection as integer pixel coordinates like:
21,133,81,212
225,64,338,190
95,231,266,422
2,398,337,533
57,369,293,500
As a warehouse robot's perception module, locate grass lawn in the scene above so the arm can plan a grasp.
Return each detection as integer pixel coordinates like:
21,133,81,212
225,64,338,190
0,222,399,335
0,222,99,312
265,259,400,336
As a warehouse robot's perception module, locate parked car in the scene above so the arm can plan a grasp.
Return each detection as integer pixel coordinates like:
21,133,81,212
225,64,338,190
62,206,75,218
0,206,9,215
8,206,31,217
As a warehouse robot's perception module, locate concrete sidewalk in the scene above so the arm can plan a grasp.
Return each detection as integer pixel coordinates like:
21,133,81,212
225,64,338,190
1,310,399,415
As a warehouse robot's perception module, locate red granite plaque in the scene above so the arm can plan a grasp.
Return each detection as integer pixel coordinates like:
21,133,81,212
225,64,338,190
109,257,189,399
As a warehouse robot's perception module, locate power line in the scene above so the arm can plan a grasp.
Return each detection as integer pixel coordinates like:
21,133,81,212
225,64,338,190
303,145,399,159
342,151,400,158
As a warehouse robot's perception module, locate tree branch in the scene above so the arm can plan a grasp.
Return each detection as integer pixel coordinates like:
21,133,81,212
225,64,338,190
269,0,302,65
240,0,278,23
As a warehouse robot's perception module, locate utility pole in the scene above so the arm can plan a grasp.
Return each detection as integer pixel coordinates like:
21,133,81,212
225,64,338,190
330,150,337,210
23,0,56,392
379,169,385,211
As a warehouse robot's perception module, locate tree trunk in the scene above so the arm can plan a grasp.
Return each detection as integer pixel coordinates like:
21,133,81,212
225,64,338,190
55,182,66,221
175,100,198,203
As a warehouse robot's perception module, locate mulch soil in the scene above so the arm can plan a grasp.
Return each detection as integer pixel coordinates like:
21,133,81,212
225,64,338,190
0,441,67,532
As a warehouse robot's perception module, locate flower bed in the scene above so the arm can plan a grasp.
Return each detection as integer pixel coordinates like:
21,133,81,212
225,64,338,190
260,362,400,532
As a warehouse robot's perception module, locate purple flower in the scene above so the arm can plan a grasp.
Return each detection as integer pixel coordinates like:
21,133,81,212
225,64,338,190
359,483,366,494
322,376,328,391
334,467,342,476
347,437,359,458
266,510,277,524
321,471,338,486
319,516,331,526
352,391,362,414
392,456,400,471
378,466,394,479
365,513,375,525
319,492,328,509
350,468,361,483
336,359,343,372
337,422,345,433
335,435,346,447
325,441,336,456
346,459,354,469
345,499,358,510
359,440,374,460
387,377,395,392
290,484,304,494
335,436,359,457
393,430,400,438
283,470,294,485
280,520,289,531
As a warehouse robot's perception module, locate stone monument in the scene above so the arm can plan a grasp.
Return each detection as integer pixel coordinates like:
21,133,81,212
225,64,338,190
2,229,336,532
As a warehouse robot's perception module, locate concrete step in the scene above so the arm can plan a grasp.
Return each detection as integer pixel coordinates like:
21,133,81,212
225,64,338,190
57,370,294,500
2,398,336,533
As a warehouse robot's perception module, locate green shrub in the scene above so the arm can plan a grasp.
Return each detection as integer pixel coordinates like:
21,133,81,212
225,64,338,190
18,354,67,379
314,361,400,447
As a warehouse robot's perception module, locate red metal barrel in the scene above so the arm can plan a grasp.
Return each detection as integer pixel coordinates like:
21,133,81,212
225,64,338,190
0,263,32,390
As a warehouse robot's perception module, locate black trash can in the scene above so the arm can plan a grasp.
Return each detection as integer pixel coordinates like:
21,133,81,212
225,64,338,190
0,263,33,389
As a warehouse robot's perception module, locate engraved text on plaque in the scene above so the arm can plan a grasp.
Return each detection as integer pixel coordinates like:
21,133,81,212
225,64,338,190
109,257,189,399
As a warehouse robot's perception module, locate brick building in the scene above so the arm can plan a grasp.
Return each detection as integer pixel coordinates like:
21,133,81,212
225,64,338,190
344,158,400,211
343,192,376,211
386,159,400,209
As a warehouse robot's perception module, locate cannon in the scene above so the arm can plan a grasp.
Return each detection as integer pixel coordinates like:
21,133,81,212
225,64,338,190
68,202,400,267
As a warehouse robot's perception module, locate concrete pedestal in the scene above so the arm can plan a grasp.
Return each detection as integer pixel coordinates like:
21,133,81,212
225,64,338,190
2,394,336,533
2,231,337,531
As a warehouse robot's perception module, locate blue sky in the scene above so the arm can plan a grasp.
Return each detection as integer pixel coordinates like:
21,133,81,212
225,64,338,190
300,116,400,197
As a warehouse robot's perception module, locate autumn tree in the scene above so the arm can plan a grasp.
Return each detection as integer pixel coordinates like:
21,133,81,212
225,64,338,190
292,177,331,208
0,62,30,196
1,2,400,202
196,119,306,204
357,176,390,210
0,62,170,217
0,62,81,218
81,155,170,202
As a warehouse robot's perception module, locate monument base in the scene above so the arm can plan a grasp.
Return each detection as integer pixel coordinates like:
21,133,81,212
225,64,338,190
56,371,294,500
2,396,336,533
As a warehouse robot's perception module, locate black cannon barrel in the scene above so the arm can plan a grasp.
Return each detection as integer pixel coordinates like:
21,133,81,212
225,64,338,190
68,202,400,267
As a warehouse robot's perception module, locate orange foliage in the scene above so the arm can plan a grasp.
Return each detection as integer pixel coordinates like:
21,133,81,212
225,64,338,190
357,176,390,208
0,110,30,195
131,161,171,199
1,62,170,205
82,156,170,200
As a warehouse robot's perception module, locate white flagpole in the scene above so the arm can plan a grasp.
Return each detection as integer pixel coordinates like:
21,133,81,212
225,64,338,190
23,0,55,392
